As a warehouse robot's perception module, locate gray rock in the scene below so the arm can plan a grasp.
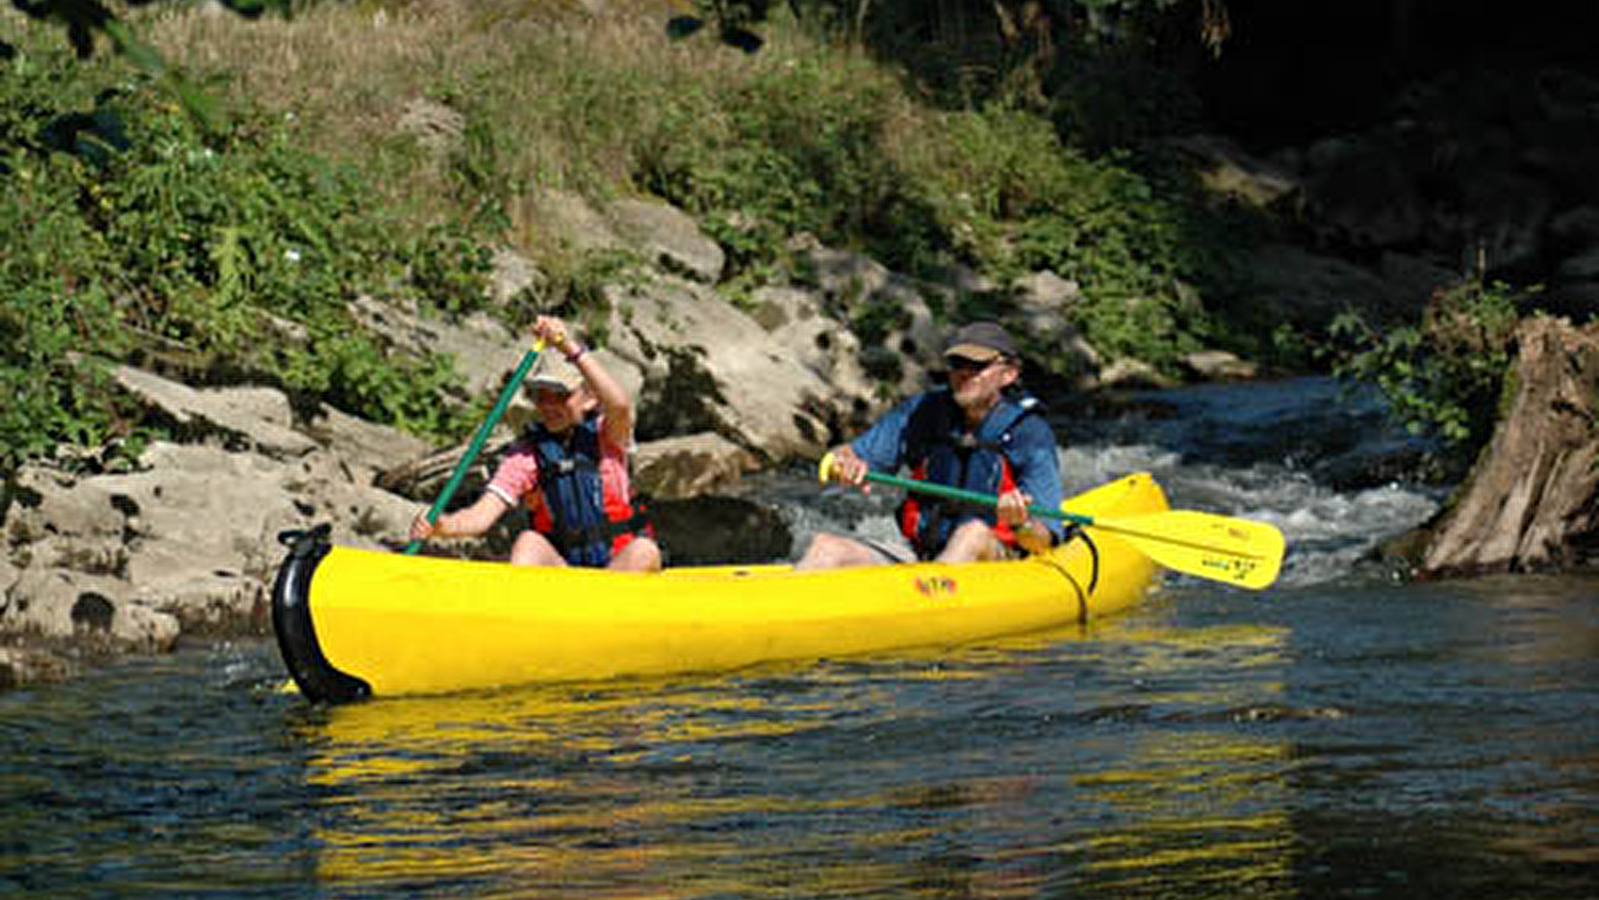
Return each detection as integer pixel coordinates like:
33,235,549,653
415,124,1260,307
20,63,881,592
1098,357,1174,390
1303,134,1425,248
348,295,525,400
1243,244,1396,329
1012,270,1100,382
1183,350,1257,380
602,273,866,459
633,432,759,501
112,366,318,458
1168,133,1300,209
3,568,179,652
609,198,725,284
525,190,623,255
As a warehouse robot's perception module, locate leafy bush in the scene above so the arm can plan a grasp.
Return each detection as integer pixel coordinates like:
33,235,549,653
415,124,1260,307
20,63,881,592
636,50,913,274
903,105,1212,369
4,1,1267,483
1330,276,1522,460
0,19,487,474
624,40,1220,372
1,88,130,472
138,4,1239,379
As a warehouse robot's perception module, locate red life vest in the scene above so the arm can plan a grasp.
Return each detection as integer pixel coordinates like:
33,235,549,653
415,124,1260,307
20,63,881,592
526,416,652,566
895,396,1040,558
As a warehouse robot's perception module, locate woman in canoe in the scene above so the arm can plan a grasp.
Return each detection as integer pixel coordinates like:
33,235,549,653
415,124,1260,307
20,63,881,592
407,316,662,572
797,321,1065,569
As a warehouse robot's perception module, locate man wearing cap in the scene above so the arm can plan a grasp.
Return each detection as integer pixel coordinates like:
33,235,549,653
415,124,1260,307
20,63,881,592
796,320,1065,569
407,315,662,571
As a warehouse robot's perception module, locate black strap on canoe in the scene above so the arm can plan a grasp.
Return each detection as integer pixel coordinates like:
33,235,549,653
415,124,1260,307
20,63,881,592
1061,524,1101,596
1030,524,1100,624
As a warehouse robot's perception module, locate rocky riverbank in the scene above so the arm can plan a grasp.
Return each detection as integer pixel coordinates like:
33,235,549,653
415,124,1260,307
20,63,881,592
7,53,1599,688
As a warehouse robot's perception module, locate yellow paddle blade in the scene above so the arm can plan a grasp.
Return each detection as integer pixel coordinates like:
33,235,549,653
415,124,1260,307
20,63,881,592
1081,510,1286,590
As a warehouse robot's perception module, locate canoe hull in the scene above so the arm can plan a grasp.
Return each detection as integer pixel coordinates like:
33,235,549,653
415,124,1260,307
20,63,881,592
272,472,1168,701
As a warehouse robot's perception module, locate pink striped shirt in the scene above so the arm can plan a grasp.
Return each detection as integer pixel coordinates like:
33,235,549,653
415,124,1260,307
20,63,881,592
485,418,635,525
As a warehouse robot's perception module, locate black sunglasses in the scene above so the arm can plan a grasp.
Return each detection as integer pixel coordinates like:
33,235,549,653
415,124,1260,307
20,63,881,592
946,355,997,372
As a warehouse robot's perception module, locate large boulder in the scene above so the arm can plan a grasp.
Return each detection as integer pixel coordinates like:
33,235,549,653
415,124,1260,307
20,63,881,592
1414,316,1599,576
111,367,318,458
632,432,760,501
798,246,944,391
348,295,530,400
609,198,725,284
1302,132,1427,250
1240,244,1404,330
3,567,180,653
600,272,881,461
1,364,443,686
1167,133,1299,211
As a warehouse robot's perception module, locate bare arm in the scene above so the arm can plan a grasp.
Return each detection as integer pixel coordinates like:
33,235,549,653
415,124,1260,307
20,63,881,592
533,315,636,447
572,351,635,447
409,491,510,543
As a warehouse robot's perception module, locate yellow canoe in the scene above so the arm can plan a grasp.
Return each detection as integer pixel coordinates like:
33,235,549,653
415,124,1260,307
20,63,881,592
272,472,1168,702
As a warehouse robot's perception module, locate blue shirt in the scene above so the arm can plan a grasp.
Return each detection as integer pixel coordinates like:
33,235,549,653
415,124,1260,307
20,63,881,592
849,389,1066,546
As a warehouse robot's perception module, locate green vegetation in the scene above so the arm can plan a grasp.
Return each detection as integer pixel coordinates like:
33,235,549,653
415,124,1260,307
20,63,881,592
1330,275,1524,468
3,1,1263,477
0,15,486,474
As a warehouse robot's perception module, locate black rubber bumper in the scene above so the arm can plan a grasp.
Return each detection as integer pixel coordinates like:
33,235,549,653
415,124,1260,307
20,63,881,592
271,525,372,704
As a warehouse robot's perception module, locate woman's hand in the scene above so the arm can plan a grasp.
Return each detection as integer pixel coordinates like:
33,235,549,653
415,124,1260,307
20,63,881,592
409,510,438,542
532,315,577,357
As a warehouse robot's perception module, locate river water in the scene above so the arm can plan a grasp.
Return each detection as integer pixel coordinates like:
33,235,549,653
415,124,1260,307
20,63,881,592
2,378,1595,899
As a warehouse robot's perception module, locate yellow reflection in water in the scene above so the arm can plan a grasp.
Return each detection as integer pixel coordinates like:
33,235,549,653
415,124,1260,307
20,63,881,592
295,618,1303,898
300,678,843,895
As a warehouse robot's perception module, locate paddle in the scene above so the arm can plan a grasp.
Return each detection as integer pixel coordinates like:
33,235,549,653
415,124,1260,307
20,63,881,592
817,453,1285,590
404,340,545,555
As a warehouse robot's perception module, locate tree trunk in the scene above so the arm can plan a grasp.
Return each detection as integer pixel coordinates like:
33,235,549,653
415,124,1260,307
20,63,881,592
1415,315,1599,577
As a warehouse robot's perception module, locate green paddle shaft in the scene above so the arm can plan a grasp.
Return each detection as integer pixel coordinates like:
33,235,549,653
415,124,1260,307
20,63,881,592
817,452,1286,589
404,343,542,555
856,466,1087,526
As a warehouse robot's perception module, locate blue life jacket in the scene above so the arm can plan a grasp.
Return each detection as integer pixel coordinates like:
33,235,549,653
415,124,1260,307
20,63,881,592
896,390,1047,558
526,415,649,567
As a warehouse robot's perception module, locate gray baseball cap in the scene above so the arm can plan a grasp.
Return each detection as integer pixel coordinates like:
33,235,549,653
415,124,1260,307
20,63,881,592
943,321,1018,362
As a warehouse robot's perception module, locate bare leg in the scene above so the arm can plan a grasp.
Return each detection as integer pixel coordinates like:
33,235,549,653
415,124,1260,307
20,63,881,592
509,530,567,567
795,532,895,571
608,536,663,572
935,520,1007,564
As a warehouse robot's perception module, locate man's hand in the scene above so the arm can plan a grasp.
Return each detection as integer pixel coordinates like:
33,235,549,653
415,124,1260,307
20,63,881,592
823,446,871,491
995,488,1032,527
998,489,1053,555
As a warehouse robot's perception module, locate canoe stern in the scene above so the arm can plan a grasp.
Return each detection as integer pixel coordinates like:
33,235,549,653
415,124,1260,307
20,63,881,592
272,525,372,703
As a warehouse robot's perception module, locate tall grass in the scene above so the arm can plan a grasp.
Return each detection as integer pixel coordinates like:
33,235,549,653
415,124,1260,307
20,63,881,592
0,7,485,474
142,0,1249,363
1,1,1254,473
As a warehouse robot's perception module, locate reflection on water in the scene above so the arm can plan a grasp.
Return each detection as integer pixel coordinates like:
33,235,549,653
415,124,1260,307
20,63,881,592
286,615,1305,899
1,579,1594,899
7,377,1597,898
